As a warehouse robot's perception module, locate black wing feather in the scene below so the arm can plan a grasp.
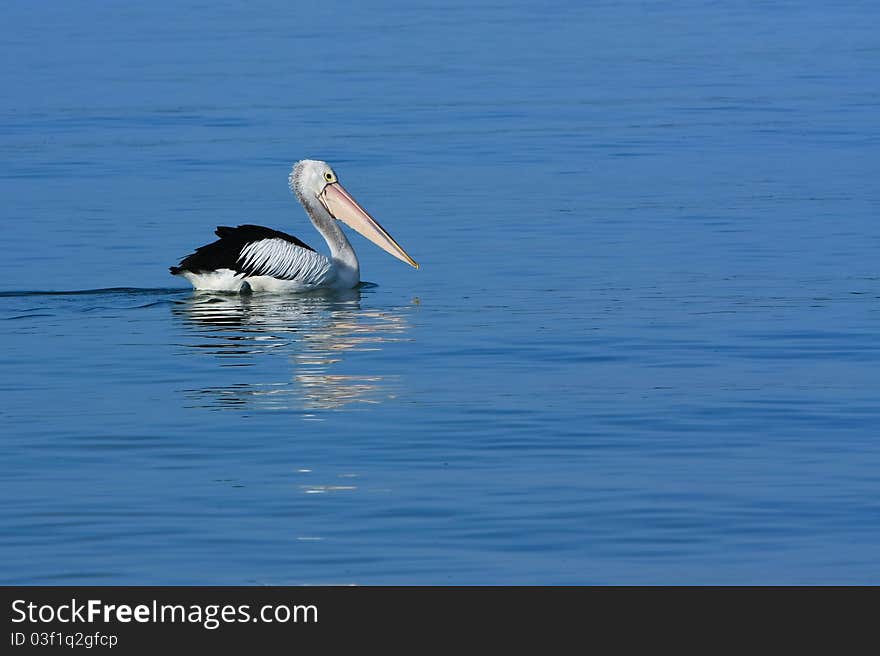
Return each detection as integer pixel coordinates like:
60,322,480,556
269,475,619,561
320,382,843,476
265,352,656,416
170,224,315,275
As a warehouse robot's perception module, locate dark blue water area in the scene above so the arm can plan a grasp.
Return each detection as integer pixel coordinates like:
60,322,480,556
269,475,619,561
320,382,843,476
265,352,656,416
1,1,879,583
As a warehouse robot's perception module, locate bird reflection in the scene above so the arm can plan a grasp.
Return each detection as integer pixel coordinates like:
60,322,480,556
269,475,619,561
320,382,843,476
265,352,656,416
172,287,411,412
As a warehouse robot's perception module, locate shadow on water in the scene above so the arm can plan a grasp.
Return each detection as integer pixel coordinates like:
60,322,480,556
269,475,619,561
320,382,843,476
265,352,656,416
171,287,412,412
0,287,188,298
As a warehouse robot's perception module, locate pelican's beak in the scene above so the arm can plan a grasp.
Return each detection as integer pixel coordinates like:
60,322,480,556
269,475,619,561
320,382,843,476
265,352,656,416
319,182,419,269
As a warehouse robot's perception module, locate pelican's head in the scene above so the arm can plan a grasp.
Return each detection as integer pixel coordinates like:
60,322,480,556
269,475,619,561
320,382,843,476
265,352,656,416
289,159,419,269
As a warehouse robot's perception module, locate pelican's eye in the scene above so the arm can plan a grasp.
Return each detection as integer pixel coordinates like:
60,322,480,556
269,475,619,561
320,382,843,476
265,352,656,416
324,172,335,182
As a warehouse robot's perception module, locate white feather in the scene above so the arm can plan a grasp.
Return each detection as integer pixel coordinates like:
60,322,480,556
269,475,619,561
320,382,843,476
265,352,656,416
179,269,246,292
238,239,336,287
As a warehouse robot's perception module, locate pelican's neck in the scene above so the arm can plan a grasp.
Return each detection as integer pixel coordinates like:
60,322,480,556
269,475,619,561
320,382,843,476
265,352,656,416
296,188,360,282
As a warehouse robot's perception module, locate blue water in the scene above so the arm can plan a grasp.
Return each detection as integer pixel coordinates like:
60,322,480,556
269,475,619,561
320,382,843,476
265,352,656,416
2,1,879,584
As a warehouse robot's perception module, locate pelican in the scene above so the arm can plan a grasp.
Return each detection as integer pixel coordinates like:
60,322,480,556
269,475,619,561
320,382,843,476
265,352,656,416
170,160,418,292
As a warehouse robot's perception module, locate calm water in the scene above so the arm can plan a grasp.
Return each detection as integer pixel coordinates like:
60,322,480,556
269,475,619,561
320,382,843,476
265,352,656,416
2,1,879,584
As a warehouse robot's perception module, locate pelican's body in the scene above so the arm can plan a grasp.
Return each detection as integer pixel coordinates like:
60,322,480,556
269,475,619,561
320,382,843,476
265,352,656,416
171,160,418,292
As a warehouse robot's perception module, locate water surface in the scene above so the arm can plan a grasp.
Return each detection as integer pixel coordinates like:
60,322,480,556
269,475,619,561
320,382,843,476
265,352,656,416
1,1,879,583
